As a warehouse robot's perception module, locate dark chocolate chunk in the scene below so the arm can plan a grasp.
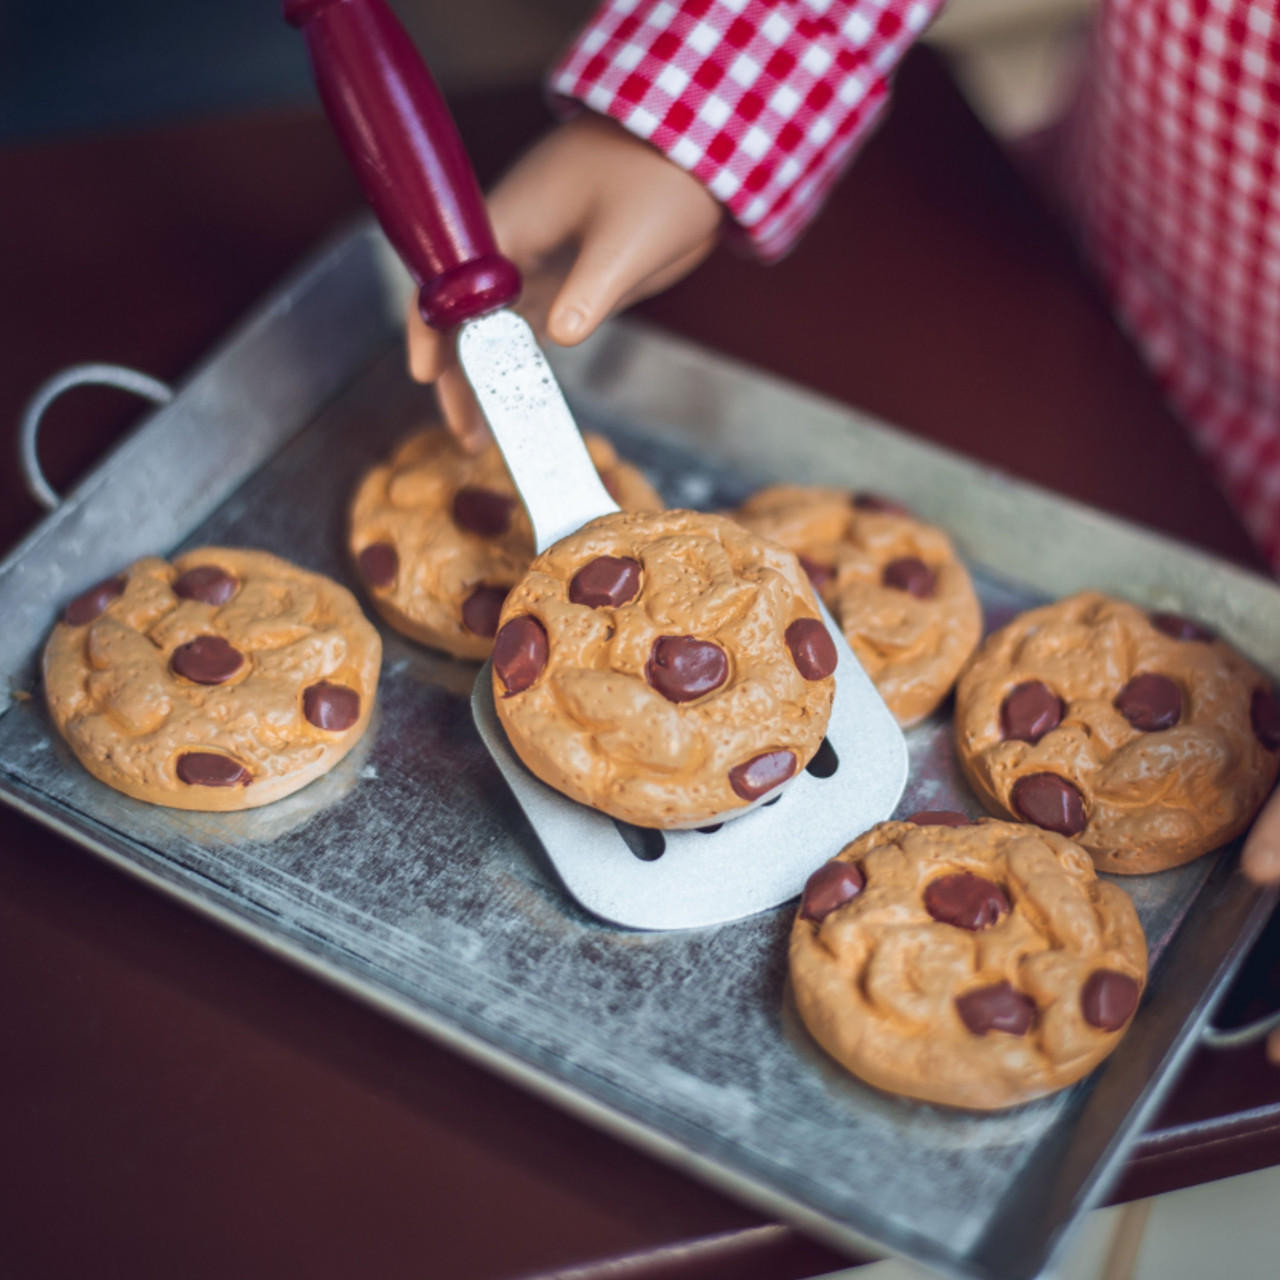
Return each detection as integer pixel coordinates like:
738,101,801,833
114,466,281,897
461,584,509,637
1000,681,1064,744
303,681,360,731
907,810,972,826
494,615,548,694
800,859,865,921
852,492,911,517
63,576,126,625
170,635,244,685
452,486,515,538
728,749,796,800
785,618,838,681
798,556,835,593
646,635,729,703
176,752,250,787
955,981,1037,1036
924,873,1011,931
357,542,398,589
1251,687,1280,750
569,555,641,608
1115,673,1182,732
1150,611,1215,642
881,556,936,598
172,565,238,606
1011,772,1087,836
1080,969,1140,1031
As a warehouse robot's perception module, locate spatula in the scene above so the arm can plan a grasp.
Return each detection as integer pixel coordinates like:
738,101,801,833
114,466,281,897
287,0,909,929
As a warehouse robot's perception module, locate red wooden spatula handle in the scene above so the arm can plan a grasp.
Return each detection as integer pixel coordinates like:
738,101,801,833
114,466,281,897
284,0,521,329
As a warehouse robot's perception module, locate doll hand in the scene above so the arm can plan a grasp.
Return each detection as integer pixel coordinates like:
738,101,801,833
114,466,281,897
406,112,722,451
1241,787,1280,1065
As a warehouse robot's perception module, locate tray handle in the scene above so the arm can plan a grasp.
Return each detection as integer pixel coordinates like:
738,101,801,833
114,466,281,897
18,363,173,510
1201,1006,1280,1051
284,0,521,330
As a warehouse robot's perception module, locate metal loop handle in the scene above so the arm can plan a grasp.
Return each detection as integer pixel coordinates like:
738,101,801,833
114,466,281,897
1202,1006,1280,1051
19,363,173,510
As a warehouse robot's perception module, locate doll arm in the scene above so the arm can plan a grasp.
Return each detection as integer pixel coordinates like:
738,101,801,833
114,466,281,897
550,0,947,261
409,0,944,446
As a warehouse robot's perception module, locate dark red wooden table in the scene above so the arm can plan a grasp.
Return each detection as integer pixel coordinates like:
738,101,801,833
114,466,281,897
2,48,1277,1280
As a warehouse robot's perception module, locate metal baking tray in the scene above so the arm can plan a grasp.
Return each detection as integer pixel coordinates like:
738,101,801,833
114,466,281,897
3,220,1278,1280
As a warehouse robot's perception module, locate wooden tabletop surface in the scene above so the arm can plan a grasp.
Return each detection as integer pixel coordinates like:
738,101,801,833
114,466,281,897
2,47,1278,1280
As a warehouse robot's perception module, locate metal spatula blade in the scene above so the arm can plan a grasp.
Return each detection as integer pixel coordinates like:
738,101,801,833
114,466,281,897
290,0,909,929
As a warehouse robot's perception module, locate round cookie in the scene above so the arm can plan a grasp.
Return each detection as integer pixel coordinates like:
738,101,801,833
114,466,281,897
953,592,1280,873
349,427,662,659
789,816,1148,1110
491,509,837,828
43,547,381,811
732,485,981,725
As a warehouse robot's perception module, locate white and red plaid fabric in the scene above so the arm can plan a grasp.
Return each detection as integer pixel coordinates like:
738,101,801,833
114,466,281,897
551,0,1280,570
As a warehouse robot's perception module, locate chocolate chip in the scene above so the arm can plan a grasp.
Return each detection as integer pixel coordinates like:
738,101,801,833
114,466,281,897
1115,673,1182,732
1011,772,1087,836
907,810,972,826
729,749,796,800
494,615,548,694
63,576,126,625
1081,969,1140,1031
170,635,245,685
1251,687,1280,750
800,859,865,922
172,565,238,606
569,556,641,608
955,982,1037,1036
785,618,838,681
1000,681,1064,744
358,542,398,589
303,681,361,731
461,584,509,637
646,636,729,703
924,873,1011,930
798,556,835,593
1150,611,1215,642
881,556,936,598
176,752,250,787
853,492,911,517
452,486,515,537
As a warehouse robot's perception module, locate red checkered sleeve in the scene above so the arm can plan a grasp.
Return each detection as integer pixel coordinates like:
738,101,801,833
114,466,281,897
549,0,945,260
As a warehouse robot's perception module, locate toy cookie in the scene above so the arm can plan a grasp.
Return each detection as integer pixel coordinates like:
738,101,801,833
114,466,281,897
732,485,981,724
789,815,1148,1110
953,592,1280,873
349,426,662,659
491,509,837,828
43,547,381,811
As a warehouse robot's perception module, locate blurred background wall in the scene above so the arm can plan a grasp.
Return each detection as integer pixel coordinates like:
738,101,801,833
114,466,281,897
1,0,1093,145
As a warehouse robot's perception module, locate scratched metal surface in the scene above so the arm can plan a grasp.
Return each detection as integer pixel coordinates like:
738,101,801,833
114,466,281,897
2,223,1278,1280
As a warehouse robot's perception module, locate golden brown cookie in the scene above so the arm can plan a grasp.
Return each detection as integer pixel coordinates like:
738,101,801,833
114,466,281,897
732,485,981,725
491,509,836,828
43,547,381,811
789,815,1148,1110
953,592,1280,873
349,427,662,659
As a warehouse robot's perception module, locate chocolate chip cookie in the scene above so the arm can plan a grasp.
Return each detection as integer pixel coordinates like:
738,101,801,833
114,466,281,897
732,485,981,724
492,509,837,828
44,547,381,810
349,426,662,659
954,592,1280,873
790,815,1148,1109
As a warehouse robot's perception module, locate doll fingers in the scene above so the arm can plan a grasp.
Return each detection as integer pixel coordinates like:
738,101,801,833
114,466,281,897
405,294,457,383
436,364,491,454
1242,783,1280,884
